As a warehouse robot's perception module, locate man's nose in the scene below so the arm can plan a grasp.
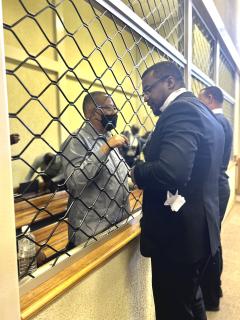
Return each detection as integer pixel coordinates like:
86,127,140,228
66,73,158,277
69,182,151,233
106,110,117,117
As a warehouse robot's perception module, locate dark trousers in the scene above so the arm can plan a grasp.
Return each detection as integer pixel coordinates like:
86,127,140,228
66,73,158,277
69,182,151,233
151,256,207,320
201,248,222,308
200,190,229,308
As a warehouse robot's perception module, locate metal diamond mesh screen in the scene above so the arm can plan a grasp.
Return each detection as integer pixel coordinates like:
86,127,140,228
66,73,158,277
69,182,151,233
123,0,184,54
192,9,214,79
4,0,175,278
219,51,235,97
191,76,205,96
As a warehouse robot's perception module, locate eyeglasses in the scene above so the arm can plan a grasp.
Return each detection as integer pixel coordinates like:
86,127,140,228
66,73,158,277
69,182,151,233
97,105,118,112
142,75,170,97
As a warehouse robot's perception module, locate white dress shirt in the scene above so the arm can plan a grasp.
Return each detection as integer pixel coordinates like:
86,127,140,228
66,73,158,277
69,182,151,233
161,88,187,113
212,107,223,114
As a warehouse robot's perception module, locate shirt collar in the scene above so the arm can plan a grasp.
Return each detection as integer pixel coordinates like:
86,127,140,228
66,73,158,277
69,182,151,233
161,88,187,113
212,108,223,114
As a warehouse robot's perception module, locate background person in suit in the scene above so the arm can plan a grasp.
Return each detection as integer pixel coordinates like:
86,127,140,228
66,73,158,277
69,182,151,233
25,153,64,192
119,125,141,167
199,86,233,222
130,61,224,320
198,86,233,311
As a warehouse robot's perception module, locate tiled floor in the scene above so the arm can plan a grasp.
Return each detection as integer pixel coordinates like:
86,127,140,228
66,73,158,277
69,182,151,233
207,202,240,320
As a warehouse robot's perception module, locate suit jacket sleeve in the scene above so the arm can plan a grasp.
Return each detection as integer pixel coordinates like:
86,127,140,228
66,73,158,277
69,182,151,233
134,103,203,190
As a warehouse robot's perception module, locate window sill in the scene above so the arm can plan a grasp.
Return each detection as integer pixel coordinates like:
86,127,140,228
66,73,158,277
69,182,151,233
20,218,141,320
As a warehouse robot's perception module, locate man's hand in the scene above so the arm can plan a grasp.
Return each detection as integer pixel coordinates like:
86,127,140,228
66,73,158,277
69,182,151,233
107,134,129,148
101,134,129,154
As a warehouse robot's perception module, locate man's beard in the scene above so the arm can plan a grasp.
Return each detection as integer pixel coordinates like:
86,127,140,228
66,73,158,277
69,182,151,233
150,102,162,116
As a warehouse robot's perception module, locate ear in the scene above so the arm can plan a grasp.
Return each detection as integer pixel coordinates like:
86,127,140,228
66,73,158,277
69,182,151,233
86,105,98,121
167,76,175,90
208,94,214,104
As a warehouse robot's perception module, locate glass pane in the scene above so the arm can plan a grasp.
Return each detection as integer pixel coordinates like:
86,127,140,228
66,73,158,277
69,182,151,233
219,52,235,97
192,10,215,79
122,0,185,54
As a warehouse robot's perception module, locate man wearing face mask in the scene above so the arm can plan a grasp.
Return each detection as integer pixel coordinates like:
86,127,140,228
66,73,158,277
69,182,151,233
130,62,224,320
62,91,130,247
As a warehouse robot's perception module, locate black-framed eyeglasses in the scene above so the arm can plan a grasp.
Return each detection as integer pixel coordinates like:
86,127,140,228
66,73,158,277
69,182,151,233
142,75,170,97
97,105,118,112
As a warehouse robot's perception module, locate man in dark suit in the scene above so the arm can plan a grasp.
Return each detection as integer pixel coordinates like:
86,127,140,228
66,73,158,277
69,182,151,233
130,61,224,320
198,86,233,311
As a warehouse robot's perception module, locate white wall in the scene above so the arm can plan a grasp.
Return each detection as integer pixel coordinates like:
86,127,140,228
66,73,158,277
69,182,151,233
213,0,240,53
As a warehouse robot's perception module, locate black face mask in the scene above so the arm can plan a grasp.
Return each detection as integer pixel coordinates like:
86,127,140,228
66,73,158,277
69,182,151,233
101,114,118,131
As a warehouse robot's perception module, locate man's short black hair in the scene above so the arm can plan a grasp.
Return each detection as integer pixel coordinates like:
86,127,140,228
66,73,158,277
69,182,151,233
201,86,224,104
142,61,184,85
82,91,107,116
131,124,140,135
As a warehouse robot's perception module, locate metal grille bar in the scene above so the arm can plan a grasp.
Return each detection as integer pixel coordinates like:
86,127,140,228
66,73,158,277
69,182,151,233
5,0,176,279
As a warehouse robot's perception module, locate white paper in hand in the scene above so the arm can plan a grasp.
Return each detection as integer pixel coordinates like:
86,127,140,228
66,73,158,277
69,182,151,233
164,190,186,213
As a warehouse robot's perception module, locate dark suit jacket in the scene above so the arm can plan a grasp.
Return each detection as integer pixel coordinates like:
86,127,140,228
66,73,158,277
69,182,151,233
134,92,224,263
215,113,233,220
